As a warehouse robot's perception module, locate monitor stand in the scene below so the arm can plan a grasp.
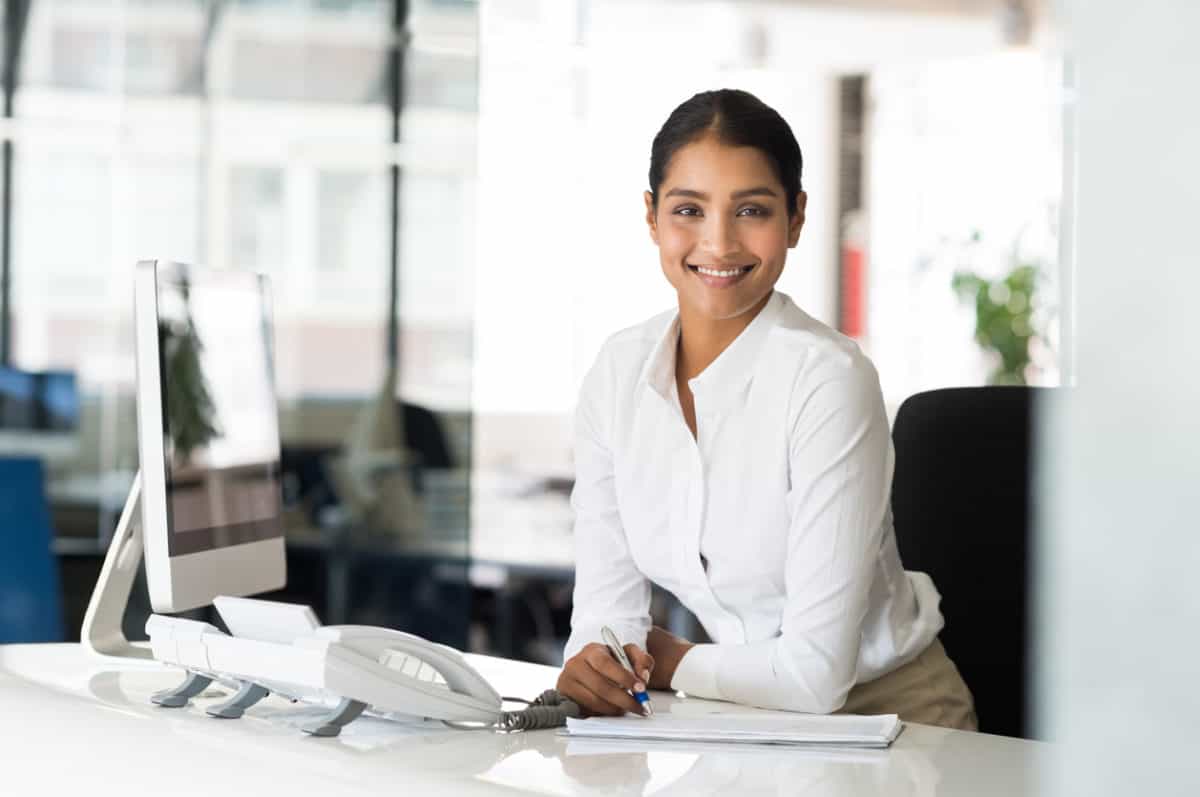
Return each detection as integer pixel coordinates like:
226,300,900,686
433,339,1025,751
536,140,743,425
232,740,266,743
80,471,154,660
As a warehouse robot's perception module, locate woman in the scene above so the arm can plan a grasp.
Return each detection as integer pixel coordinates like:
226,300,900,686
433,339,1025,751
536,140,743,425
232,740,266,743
556,89,976,730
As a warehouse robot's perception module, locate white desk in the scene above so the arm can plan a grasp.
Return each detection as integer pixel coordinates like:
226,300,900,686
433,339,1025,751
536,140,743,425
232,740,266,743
0,644,1047,796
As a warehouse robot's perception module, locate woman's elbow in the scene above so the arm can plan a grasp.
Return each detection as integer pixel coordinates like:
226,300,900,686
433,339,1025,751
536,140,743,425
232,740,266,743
773,660,854,714
808,684,850,715
755,684,847,714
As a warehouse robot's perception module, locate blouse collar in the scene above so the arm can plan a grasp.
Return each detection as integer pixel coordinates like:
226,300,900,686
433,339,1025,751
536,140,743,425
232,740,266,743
638,290,784,413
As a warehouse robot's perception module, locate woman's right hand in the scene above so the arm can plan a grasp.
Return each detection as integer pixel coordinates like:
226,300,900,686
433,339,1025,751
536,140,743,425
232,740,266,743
556,642,654,717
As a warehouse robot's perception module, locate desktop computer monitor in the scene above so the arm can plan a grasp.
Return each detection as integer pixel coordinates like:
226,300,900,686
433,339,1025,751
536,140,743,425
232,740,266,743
134,260,286,613
0,365,80,464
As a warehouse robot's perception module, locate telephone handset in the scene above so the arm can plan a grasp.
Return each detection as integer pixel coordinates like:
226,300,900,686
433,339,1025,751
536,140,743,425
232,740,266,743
311,625,502,707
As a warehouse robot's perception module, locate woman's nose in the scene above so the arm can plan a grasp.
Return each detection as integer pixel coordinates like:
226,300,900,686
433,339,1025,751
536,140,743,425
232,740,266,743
701,216,740,259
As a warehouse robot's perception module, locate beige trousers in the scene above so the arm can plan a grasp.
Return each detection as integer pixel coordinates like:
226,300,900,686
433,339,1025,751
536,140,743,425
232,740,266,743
839,638,978,731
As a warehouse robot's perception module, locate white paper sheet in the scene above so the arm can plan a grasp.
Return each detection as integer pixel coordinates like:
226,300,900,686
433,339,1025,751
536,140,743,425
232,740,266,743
565,712,903,748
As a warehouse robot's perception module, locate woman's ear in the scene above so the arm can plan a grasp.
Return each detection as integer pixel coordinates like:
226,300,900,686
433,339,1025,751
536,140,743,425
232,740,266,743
788,191,807,248
644,191,659,244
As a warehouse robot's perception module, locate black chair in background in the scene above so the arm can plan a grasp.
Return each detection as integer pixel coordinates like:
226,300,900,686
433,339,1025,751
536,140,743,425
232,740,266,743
281,401,455,524
891,386,1043,739
275,402,465,644
399,402,454,471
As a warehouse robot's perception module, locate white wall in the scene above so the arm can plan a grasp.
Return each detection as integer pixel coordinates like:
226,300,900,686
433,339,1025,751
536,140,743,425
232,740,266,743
867,52,1064,412
1038,1,1200,793
472,0,1004,471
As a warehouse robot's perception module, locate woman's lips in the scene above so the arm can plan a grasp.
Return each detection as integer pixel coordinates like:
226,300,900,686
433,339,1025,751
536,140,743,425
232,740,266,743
688,263,755,288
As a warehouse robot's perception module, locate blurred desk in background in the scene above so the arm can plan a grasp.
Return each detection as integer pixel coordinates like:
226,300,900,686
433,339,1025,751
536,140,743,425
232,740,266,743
47,469,136,543
41,465,584,662
285,494,576,662
41,468,700,666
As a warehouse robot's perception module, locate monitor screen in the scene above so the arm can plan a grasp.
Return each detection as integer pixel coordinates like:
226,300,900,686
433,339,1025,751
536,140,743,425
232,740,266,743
39,371,80,431
155,268,283,557
0,367,35,429
0,367,79,432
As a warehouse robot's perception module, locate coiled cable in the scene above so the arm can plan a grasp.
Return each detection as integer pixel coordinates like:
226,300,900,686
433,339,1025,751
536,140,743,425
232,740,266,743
442,689,581,732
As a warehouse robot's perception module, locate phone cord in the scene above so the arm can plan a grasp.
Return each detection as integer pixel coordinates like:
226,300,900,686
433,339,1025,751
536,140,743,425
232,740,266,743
496,689,581,732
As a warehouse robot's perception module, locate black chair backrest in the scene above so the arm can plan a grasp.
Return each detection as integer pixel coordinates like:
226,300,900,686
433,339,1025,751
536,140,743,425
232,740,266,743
891,386,1042,739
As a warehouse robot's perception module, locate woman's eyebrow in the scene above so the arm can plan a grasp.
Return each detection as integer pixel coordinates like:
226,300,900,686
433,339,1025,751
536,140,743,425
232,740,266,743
663,186,779,200
730,186,779,200
664,187,707,200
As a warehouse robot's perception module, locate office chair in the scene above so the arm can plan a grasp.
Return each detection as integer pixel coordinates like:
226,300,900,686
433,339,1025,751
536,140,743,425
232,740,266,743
399,402,454,470
0,457,65,643
281,402,455,523
891,386,1043,739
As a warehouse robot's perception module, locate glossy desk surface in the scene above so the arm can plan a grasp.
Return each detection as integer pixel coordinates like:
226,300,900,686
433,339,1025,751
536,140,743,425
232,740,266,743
0,644,1047,796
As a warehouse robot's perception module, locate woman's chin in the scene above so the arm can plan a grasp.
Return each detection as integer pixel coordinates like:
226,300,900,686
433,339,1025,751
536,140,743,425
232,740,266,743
682,288,769,323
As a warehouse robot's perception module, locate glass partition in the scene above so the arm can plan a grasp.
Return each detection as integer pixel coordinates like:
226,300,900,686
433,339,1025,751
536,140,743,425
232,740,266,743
5,0,478,649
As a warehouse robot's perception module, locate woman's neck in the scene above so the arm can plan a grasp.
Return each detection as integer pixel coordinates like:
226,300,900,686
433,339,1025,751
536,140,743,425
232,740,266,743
675,292,772,380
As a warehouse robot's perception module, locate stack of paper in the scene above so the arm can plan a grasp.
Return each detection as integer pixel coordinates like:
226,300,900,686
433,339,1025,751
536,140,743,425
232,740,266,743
565,713,903,748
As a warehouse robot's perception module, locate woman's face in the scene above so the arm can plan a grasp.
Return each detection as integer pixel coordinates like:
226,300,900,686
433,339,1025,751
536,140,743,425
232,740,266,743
645,135,805,323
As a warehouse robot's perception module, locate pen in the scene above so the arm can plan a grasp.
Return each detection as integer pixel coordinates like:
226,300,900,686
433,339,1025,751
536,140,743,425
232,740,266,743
600,626,653,716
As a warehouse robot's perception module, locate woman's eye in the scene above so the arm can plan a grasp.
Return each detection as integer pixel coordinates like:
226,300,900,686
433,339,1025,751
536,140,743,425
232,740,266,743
673,206,702,217
737,206,767,217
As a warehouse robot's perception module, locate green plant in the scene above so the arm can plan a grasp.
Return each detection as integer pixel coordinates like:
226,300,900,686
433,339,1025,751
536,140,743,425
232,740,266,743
952,261,1041,386
160,313,221,464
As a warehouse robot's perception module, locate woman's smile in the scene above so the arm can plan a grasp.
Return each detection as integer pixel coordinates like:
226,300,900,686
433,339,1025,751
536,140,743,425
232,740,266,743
687,262,756,288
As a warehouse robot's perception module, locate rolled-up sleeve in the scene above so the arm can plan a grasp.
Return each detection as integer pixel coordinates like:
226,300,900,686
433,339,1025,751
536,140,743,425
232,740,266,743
563,347,652,662
671,355,892,713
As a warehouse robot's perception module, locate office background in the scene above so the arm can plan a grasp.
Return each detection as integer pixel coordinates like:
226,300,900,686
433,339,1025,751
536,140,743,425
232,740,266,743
0,0,1065,659
5,2,1199,794
4,0,1060,718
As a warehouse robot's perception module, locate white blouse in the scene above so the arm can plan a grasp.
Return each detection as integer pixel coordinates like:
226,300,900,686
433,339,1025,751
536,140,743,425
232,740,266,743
563,290,944,713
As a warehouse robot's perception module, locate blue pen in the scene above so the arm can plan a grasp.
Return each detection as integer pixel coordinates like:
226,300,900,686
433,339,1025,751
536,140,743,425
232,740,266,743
601,626,653,716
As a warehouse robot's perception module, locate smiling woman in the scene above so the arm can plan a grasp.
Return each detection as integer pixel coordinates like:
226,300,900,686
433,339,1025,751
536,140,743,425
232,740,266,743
640,93,809,441
555,89,977,730
646,91,805,335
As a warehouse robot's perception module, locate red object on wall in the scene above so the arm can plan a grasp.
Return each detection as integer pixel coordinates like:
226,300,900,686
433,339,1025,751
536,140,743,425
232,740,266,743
839,210,868,339
841,245,866,338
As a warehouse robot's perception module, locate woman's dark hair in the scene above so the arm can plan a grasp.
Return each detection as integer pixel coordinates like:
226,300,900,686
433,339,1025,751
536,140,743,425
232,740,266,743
648,89,803,215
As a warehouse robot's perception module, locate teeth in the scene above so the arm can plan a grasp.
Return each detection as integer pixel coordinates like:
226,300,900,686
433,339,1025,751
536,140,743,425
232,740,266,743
696,266,749,278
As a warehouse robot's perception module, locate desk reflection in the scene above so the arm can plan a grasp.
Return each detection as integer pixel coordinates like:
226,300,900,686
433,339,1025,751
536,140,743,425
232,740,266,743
557,737,941,796
84,669,947,797
478,693,945,796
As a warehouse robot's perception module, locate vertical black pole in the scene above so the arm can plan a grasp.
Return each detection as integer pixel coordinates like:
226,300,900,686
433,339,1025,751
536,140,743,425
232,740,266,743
0,119,11,367
0,1,28,366
387,0,408,372
0,0,30,366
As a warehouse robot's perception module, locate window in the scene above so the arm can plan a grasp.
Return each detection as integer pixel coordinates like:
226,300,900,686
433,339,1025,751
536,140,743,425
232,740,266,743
229,166,286,273
1,0,479,648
